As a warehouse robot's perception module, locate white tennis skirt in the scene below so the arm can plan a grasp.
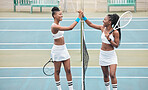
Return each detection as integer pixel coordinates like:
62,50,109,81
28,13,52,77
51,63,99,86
51,44,70,62
99,49,118,66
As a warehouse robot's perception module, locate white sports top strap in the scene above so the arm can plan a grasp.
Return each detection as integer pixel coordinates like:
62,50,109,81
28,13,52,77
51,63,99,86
51,23,64,39
101,29,114,44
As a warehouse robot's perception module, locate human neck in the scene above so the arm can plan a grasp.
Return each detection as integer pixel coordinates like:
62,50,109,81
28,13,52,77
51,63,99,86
105,25,112,32
54,19,60,25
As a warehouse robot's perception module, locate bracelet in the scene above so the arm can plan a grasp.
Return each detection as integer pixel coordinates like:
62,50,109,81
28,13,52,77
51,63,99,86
75,18,80,23
108,38,111,42
83,16,87,21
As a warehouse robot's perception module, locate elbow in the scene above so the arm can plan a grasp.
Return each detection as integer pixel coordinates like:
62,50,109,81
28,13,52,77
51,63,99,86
114,43,119,48
115,46,118,48
69,27,73,30
68,28,73,30
114,45,119,48
69,26,74,30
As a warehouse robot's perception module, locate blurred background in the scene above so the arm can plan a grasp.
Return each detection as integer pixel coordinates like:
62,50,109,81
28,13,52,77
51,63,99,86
0,0,148,17
0,0,148,90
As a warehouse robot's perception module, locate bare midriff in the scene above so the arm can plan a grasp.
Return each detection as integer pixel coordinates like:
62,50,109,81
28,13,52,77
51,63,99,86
54,36,65,45
101,42,114,51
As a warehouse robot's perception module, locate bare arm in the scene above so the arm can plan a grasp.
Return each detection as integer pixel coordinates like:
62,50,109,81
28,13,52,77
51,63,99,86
52,21,79,31
52,12,82,31
84,19,102,30
81,11,102,30
106,30,120,48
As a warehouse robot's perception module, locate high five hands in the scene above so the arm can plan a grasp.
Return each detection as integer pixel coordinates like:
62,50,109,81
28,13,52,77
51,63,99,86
77,10,84,19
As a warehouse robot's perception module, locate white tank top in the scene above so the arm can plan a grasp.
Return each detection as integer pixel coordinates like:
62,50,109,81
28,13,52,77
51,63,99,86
51,23,64,39
101,31,114,44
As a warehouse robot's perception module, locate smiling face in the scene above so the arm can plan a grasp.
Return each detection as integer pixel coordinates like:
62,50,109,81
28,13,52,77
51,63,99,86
103,16,111,27
54,11,63,21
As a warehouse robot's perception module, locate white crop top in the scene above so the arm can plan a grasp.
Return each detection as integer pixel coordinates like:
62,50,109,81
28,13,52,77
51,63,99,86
51,23,64,39
101,31,114,44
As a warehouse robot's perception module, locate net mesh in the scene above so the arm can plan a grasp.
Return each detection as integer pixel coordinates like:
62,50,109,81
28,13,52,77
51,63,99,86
82,33,89,90
83,36,89,73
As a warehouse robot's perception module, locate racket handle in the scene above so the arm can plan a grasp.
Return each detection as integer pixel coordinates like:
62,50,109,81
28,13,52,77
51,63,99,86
109,29,114,34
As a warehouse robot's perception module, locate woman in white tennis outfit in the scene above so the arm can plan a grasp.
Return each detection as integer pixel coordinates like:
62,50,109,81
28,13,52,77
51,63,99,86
50,7,82,90
81,11,121,90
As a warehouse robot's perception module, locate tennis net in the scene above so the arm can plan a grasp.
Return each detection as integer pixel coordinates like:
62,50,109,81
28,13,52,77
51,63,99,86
82,27,89,90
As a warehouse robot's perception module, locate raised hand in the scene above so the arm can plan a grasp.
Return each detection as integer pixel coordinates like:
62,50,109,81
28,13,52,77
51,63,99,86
78,10,84,17
78,10,83,19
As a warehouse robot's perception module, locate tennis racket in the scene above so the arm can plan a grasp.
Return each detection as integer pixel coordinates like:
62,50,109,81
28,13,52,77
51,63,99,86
43,58,54,76
109,11,132,34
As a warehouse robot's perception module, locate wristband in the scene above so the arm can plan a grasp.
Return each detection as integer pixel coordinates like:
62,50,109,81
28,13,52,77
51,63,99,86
75,18,80,23
83,16,87,21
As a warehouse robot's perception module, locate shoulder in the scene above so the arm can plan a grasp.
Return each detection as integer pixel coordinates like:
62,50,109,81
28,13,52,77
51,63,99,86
51,23,60,30
113,30,119,37
51,23,59,33
100,26,104,32
113,30,119,34
51,23,57,28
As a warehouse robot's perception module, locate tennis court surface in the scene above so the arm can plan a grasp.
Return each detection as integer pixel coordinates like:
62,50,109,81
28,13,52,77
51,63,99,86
0,17,148,90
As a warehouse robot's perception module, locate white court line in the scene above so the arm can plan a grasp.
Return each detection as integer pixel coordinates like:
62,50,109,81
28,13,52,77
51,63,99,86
0,67,148,79
0,30,50,31
0,19,148,21
0,49,148,50
0,43,148,45
0,76,148,79
0,17,148,19
0,66,148,68
0,29,148,31
0,43,77,45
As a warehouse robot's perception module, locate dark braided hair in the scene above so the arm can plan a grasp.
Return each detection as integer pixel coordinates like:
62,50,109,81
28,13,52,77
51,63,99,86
51,7,60,18
108,14,121,42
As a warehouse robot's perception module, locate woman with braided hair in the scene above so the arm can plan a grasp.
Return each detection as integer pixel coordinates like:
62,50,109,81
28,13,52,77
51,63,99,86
81,11,121,90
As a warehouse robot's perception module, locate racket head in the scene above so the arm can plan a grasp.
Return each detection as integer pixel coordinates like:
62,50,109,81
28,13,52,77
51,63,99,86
43,58,54,76
114,11,132,30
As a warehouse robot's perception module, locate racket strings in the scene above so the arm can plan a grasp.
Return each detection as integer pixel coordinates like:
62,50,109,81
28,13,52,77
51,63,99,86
45,67,54,73
110,11,132,34
43,58,54,76
120,11,132,28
